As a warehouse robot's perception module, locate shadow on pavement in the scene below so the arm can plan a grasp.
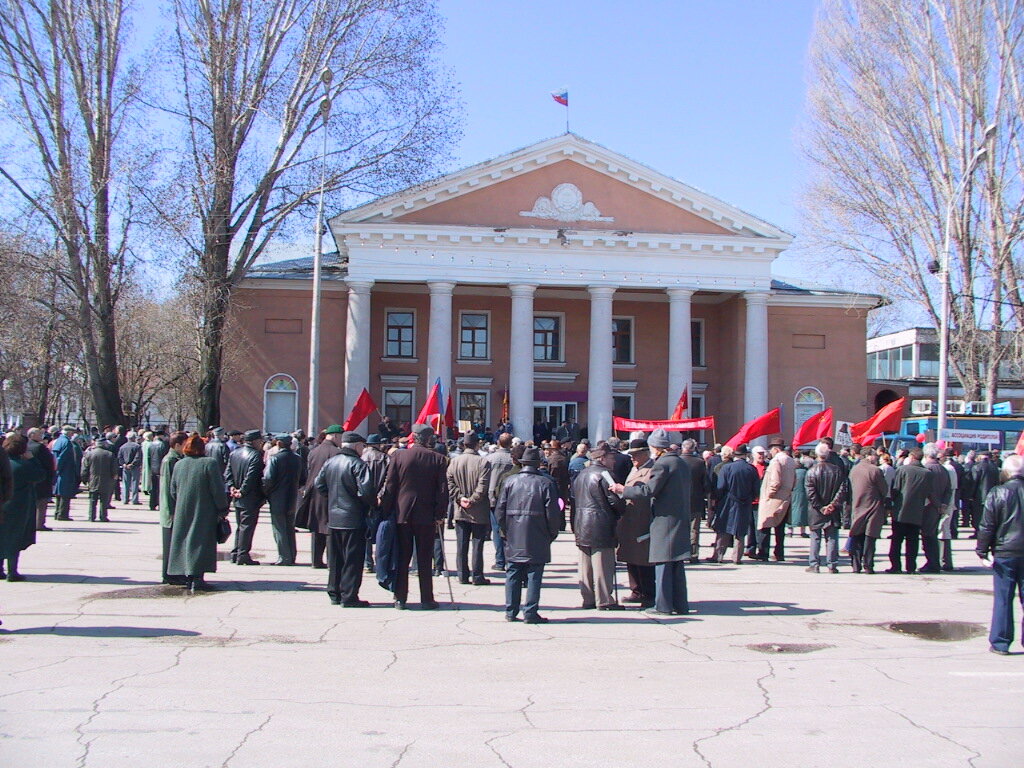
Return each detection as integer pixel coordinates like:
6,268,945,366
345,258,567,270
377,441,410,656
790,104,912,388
0,625,201,638
17,574,150,585
690,600,830,616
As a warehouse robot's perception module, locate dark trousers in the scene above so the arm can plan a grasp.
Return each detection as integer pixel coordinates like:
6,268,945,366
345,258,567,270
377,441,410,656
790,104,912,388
990,556,1024,652
850,534,877,572
88,491,112,521
921,533,941,572
626,563,656,601
689,509,703,559
328,527,366,604
148,473,160,511
231,503,261,561
755,524,785,561
889,521,921,573
311,532,327,567
268,502,297,564
655,561,689,614
395,523,436,603
433,529,444,572
505,562,544,619
161,525,185,584
490,508,506,567
456,520,488,580
54,495,72,520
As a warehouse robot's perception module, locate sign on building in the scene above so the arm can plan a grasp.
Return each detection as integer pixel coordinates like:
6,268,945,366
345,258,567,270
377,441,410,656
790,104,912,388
939,428,1001,444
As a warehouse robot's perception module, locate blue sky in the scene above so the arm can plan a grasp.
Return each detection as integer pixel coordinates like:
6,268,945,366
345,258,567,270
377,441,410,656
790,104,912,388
437,0,819,236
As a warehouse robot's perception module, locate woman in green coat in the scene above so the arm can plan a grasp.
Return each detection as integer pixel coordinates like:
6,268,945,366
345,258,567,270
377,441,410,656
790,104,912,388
1,434,45,581
167,434,229,592
788,454,813,537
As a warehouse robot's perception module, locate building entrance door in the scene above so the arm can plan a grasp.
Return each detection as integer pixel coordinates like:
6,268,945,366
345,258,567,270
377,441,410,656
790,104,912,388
533,403,577,430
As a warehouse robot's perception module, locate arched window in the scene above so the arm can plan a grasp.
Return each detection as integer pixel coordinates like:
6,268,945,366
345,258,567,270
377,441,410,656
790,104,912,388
793,387,825,433
264,374,298,434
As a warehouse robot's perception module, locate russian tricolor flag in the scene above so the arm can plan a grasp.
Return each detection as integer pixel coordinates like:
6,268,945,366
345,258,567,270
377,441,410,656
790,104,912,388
551,89,568,106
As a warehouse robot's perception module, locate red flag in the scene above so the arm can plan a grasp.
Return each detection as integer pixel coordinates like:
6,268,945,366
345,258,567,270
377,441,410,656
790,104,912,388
669,385,689,420
342,388,378,431
415,379,442,426
444,392,456,432
850,397,906,445
501,388,509,423
725,408,782,449
1014,430,1024,456
793,407,833,447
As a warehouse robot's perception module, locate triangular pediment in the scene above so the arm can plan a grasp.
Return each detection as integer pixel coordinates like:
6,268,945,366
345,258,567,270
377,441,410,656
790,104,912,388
333,134,791,241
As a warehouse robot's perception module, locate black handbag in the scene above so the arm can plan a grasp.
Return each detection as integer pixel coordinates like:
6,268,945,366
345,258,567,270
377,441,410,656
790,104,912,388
216,517,232,544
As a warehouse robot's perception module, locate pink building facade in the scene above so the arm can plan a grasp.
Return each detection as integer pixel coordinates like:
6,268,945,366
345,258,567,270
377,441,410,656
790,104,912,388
223,135,877,443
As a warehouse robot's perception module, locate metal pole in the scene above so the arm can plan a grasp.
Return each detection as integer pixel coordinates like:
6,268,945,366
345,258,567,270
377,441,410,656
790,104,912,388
307,69,333,436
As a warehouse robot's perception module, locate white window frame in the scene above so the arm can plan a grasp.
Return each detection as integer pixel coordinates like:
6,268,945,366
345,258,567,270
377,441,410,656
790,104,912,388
383,307,418,361
793,386,825,436
382,387,416,426
457,309,491,363
457,389,490,427
533,311,566,364
690,394,705,418
263,373,299,434
612,314,635,366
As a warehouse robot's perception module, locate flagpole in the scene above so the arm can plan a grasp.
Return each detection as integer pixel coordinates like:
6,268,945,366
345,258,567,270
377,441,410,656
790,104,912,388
566,102,570,133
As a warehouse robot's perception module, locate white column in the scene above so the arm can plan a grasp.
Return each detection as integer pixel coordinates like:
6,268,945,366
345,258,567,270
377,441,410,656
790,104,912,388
508,284,536,440
344,280,374,427
427,281,455,406
588,285,616,442
744,290,770,445
667,288,694,417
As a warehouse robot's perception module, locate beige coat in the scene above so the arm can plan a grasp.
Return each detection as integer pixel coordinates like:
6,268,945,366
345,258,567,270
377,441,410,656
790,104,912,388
446,449,492,526
757,452,797,529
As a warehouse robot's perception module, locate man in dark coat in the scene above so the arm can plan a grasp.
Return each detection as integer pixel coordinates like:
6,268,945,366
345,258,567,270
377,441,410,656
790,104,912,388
226,430,266,565
805,442,849,573
26,428,54,531
315,431,375,606
848,447,888,573
679,439,709,564
204,427,231,475
972,455,1001,537
712,445,760,564
546,439,571,529
921,444,952,574
117,432,142,505
605,437,633,485
0,442,11,508
485,433,515,569
976,454,1024,655
496,446,561,623
613,440,655,606
361,434,390,572
381,423,448,610
571,445,623,610
146,432,169,511
887,448,934,574
614,428,693,616
262,433,305,565
296,424,343,568
81,437,118,522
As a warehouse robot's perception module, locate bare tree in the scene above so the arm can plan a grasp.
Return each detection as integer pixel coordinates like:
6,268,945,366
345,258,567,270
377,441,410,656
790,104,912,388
153,0,459,429
0,0,144,425
803,0,1024,402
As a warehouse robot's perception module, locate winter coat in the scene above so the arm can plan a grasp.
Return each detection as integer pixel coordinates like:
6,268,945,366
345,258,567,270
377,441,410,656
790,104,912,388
485,448,514,507
51,434,80,497
789,464,810,527
447,449,492,525
381,443,448,525
615,462,654,566
27,439,54,500
714,459,759,538
621,451,692,563
0,445,10,507
848,460,888,538
571,464,620,549
680,452,709,517
205,438,230,475
315,447,375,530
226,445,265,510
973,460,1001,506
805,459,848,531
757,452,797,529
923,460,952,537
0,454,45,557
158,449,184,528
977,475,1024,559
890,461,934,527
117,441,142,472
496,466,561,564
81,444,118,496
546,450,571,502
262,447,305,515
296,440,341,534
146,438,169,478
167,456,229,576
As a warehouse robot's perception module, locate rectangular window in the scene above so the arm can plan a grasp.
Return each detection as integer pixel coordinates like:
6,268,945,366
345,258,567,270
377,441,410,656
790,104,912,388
690,395,704,418
459,391,488,426
612,395,633,419
691,319,705,367
534,315,561,361
383,389,413,426
385,311,415,358
612,317,633,364
459,312,489,359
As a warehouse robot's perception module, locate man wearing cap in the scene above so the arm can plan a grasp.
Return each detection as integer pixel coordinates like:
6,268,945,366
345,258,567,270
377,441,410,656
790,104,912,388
447,432,493,585
381,423,449,609
205,428,231,474
146,431,169,512
226,430,266,565
571,445,624,610
117,431,142,506
612,428,693,616
679,439,709,564
361,434,390,572
263,433,306,566
485,433,515,571
755,439,797,562
712,444,760,563
612,439,656,607
296,425,343,569
496,446,562,623
315,431,376,606
806,441,849,573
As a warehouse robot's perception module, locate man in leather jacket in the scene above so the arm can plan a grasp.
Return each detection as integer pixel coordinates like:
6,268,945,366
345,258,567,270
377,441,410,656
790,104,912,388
315,431,375,606
570,445,623,610
805,442,848,573
226,430,265,565
262,433,305,565
205,427,230,475
976,454,1024,655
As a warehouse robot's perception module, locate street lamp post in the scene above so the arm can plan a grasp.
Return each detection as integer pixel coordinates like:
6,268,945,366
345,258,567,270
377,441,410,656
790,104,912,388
936,125,996,441
307,68,333,436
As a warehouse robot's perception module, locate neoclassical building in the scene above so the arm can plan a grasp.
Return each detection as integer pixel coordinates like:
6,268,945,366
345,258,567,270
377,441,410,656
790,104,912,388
224,134,877,442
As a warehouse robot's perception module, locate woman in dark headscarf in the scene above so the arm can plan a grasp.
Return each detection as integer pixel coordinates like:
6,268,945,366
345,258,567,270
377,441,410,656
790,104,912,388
1,433,45,581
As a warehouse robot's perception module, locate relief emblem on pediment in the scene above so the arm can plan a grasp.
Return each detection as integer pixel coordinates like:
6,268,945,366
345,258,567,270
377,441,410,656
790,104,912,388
519,182,613,223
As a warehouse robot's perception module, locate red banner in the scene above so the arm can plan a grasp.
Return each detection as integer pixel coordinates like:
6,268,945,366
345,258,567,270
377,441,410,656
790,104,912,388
613,416,716,432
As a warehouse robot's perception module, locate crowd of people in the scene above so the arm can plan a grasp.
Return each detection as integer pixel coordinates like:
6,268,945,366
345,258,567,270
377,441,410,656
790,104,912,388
1,420,1022,652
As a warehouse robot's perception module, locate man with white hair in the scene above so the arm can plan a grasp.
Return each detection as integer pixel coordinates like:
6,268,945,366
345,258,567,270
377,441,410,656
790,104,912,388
887,447,934,574
804,441,848,573
921,443,952,574
976,453,1024,654
117,431,142,505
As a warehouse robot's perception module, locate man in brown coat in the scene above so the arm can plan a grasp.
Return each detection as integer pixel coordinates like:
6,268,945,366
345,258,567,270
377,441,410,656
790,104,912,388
848,447,888,573
446,432,492,585
755,439,797,562
382,423,449,609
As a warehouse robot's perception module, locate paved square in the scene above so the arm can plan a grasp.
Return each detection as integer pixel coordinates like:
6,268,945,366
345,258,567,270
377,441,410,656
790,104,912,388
1,497,1021,767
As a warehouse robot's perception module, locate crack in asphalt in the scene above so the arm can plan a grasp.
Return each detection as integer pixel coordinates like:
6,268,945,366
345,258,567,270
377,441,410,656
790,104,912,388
884,705,983,767
690,659,776,767
221,714,273,768
388,740,415,768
